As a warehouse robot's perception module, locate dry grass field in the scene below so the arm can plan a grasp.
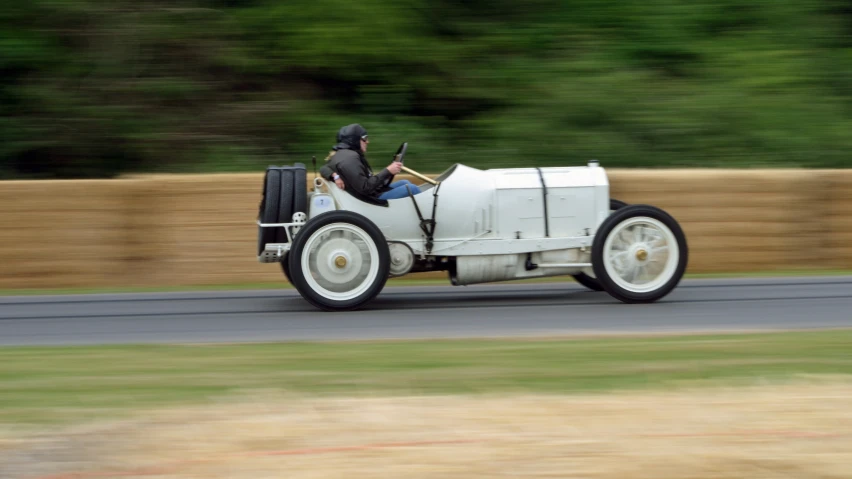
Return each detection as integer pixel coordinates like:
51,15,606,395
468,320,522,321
3,384,851,479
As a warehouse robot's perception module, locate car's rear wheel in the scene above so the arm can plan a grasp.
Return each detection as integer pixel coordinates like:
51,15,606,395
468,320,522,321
591,204,688,303
572,198,627,291
288,211,390,311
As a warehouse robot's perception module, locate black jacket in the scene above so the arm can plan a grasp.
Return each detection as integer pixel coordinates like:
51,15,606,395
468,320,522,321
321,148,393,198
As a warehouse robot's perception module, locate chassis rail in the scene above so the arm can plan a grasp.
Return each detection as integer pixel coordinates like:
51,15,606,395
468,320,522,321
257,219,303,263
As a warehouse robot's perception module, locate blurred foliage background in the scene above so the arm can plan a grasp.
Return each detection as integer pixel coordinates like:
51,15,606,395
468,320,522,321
1,0,850,179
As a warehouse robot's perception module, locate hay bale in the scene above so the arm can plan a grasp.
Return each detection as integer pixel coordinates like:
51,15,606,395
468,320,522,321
129,174,280,286
0,180,129,289
0,168,848,289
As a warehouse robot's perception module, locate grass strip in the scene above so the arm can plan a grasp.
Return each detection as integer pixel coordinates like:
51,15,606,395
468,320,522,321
2,329,851,427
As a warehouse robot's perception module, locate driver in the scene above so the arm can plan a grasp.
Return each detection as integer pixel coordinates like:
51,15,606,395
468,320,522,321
320,124,421,201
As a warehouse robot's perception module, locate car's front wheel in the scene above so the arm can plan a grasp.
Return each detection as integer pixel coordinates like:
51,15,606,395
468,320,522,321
288,211,390,311
591,204,688,303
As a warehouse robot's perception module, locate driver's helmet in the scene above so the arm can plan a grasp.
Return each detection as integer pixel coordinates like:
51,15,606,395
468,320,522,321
333,124,368,152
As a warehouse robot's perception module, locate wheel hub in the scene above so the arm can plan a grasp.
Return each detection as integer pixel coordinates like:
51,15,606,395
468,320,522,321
334,255,347,268
635,248,648,262
325,248,352,275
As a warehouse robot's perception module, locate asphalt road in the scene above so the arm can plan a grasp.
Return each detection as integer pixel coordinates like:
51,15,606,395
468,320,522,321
1,276,851,346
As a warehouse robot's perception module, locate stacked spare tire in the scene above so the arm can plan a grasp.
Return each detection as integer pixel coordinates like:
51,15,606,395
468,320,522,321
257,163,307,256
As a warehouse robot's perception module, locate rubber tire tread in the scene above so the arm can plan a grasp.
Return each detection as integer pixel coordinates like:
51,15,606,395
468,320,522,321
257,170,281,256
591,204,688,303
572,198,628,291
293,166,307,216
288,211,390,312
277,169,295,243
571,270,605,292
279,252,292,283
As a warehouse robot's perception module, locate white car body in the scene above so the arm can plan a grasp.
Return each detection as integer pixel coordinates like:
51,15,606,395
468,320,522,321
257,156,688,311
313,162,608,285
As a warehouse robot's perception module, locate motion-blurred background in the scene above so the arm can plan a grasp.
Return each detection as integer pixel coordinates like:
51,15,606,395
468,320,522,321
3,0,851,180
2,1,852,291
3,5,852,478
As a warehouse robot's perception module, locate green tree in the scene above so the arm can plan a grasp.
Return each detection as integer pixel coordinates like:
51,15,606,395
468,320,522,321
1,0,850,178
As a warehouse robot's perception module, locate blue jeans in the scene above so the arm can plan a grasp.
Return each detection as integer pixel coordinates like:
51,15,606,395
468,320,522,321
378,180,421,200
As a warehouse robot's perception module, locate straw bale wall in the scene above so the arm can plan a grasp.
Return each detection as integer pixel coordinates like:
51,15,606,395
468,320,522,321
0,169,849,289
0,180,129,288
607,169,832,272
824,172,852,269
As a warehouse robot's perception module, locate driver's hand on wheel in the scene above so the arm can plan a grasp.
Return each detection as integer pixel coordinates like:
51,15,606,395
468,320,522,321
386,162,402,175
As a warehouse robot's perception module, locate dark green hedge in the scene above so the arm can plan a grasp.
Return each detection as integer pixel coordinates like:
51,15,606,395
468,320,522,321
2,1,851,178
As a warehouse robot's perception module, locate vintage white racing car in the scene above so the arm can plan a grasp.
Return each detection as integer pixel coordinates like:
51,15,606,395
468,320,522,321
257,143,688,311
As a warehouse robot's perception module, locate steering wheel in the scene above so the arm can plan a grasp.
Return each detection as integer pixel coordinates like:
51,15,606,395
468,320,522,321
392,142,437,186
393,142,408,164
